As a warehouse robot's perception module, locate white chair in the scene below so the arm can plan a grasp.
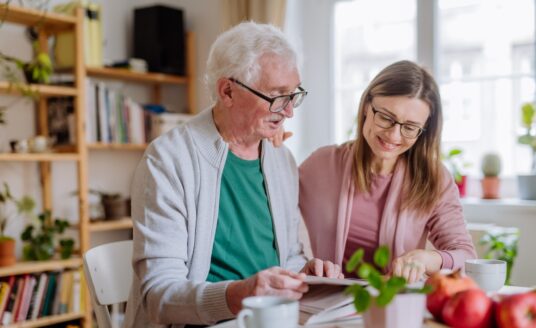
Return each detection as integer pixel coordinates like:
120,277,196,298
83,240,133,328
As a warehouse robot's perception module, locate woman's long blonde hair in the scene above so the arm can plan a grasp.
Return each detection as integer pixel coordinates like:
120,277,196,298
352,60,443,214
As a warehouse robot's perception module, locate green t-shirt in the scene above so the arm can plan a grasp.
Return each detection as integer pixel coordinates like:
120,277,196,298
207,151,280,282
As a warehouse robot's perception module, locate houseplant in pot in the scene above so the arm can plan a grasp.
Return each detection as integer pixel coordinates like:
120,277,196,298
0,182,35,266
480,152,501,199
90,190,130,220
442,148,471,198
517,102,536,199
345,246,431,328
20,209,74,261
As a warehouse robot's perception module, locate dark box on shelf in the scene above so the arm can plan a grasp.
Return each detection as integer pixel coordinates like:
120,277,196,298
133,5,186,75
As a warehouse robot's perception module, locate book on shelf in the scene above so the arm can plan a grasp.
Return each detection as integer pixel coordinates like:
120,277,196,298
0,276,15,322
300,275,365,325
30,273,48,320
53,1,103,67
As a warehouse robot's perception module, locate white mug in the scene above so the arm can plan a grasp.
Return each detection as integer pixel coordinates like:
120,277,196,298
237,296,298,328
465,259,507,292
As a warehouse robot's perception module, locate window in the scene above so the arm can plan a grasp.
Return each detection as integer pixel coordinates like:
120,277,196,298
333,0,535,177
333,0,416,142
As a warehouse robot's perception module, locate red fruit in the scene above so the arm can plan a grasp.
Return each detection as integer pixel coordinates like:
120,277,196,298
442,289,493,328
496,291,536,328
426,270,479,322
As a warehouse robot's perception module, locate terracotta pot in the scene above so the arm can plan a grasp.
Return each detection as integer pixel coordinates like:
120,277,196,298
481,177,500,199
363,293,425,328
0,239,16,267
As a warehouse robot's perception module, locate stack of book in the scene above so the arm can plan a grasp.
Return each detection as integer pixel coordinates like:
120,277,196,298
0,269,85,325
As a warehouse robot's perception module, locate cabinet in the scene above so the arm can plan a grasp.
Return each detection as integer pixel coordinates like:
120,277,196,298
0,3,196,327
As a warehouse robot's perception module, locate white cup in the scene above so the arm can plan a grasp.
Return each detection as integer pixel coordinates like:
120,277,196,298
465,259,507,292
237,296,298,328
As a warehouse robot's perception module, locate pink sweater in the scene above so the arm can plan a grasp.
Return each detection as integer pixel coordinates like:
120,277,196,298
299,143,476,271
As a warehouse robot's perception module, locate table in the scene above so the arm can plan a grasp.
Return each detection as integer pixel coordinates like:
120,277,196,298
209,286,532,328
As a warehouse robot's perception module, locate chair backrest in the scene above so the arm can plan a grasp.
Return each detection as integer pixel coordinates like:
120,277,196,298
83,240,133,328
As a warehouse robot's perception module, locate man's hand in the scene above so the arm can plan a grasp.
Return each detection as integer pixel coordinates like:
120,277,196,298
269,129,293,147
391,249,442,284
300,258,344,279
225,267,308,314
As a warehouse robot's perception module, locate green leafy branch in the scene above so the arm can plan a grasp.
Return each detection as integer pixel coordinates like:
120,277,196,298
479,230,519,285
345,246,431,313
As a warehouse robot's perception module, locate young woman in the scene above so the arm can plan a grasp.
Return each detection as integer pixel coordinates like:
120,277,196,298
299,60,476,283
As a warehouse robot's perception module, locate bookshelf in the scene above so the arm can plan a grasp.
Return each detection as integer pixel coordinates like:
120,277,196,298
0,4,197,326
0,4,90,327
84,33,196,234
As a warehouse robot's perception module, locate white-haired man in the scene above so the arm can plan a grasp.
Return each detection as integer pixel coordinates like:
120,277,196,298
123,22,341,327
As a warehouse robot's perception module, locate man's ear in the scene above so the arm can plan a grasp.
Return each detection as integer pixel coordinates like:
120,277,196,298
217,78,234,106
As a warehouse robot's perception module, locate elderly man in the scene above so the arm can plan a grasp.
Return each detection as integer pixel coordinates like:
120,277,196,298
123,22,341,327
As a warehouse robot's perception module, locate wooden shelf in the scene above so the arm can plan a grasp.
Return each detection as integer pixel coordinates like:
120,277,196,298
86,67,188,85
0,82,78,97
0,258,82,277
0,4,77,30
4,312,84,328
87,143,147,151
0,153,79,162
88,218,133,232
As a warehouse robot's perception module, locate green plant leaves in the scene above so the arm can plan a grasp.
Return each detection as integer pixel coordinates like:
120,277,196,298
521,103,535,128
358,263,373,279
354,287,371,313
346,248,364,273
373,245,390,269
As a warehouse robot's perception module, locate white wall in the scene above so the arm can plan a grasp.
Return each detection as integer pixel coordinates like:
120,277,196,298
0,0,222,251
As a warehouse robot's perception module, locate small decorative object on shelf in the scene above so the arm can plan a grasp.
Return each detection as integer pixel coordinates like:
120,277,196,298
480,152,501,199
517,102,536,200
90,190,130,220
0,182,35,266
442,148,471,198
345,246,431,328
20,210,74,261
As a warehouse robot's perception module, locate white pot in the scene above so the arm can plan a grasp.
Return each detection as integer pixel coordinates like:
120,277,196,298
363,293,426,328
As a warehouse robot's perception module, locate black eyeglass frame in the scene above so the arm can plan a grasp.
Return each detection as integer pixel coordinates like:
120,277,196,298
229,78,308,113
370,105,426,139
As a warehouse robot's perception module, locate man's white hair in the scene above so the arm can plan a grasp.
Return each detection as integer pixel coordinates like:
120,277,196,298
205,21,301,102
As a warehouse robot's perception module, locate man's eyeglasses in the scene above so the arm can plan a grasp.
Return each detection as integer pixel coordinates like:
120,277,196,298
370,105,426,139
230,78,308,113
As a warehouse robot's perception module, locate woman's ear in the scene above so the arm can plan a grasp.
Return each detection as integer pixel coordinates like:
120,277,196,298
216,78,234,106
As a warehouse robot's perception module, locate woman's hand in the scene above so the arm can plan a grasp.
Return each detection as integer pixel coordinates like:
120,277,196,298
300,258,344,279
391,249,442,284
269,128,293,147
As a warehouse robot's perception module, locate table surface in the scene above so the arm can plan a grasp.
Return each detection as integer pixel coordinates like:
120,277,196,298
209,286,532,328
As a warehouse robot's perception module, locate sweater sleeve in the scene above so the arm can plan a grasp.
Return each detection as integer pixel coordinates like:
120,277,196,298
131,153,234,325
426,167,477,270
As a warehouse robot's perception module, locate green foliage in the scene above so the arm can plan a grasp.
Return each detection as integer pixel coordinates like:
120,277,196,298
481,153,501,177
518,103,536,173
344,246,431,313
20,210,74,261
0,182,35,238
442,148,471,183
479,230,519,285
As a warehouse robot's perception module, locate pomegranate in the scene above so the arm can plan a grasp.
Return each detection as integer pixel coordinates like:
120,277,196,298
425,269,478,322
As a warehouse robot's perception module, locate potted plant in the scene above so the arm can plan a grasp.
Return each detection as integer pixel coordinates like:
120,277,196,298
345,246,431,328
479,227,519,285
0,182,35,266
517,102,536,199
442,148,471,198
480,152,501,199
90,189,130,220
20,209,74,261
